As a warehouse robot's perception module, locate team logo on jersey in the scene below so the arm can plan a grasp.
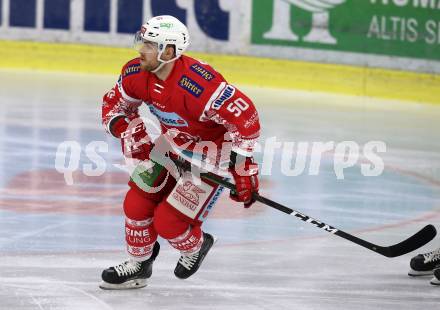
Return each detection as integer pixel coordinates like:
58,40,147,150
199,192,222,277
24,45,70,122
123,64,141,77
212,85,235,110
178,75,204,97
148,105,188,127
190,64,215,81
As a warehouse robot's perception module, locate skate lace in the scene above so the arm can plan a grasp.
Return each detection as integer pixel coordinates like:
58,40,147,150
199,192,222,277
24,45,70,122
114,260,141,277
424,249,440,263
179,252,199,270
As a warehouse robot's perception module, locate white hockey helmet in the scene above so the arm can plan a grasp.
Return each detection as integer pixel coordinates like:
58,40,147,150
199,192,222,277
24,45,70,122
134,15,190,64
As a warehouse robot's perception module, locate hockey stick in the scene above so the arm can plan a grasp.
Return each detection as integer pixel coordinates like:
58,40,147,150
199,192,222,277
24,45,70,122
149,143,436,258
199,172,436,258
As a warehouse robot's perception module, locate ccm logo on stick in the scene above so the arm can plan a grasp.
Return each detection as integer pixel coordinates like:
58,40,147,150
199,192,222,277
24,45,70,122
291,211,339,234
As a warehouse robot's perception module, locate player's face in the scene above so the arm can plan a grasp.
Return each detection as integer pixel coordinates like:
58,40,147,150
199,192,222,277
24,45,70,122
137,42,160,72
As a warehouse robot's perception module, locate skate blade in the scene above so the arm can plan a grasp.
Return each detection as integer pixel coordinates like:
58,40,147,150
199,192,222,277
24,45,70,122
99,278,147,290
430,277,440,285
408,269,434,277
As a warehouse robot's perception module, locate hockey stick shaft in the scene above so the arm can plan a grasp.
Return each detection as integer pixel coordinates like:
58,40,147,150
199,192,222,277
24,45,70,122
199,172,436,258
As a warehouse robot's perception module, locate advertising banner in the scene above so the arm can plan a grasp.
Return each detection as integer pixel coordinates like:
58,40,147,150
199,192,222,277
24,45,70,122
1,0,440,72
252,0,440,60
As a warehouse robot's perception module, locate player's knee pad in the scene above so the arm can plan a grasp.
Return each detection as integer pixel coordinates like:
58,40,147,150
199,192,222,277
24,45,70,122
123,187,156,220
153,200,190,240
125,217,158,261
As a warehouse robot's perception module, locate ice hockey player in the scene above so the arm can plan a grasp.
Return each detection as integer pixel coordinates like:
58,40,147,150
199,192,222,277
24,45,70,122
99,15,260,289
409,247,440,285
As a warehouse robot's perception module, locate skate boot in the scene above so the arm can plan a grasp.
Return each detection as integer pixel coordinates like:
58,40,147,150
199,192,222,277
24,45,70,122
430,268,440,285
408,247,440,276
100,241,160,289
174,232,215,279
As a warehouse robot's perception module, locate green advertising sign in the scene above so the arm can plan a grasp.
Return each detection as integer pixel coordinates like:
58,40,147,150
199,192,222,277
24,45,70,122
252,0,440,60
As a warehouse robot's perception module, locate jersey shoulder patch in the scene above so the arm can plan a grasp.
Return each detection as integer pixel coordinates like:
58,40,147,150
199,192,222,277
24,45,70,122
116,58,145,102
123,63,141,77
189,63,216,81
121,58,142,78
177,56,227,99
181,55,221,83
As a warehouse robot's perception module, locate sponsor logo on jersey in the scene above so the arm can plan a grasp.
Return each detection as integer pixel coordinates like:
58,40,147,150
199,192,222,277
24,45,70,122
151,100,166,109
123,63,141,77
212,85,235,110
178,75,204,97
148,105,188,127
174,180,207,211
190,64,215,81
199,186,224,221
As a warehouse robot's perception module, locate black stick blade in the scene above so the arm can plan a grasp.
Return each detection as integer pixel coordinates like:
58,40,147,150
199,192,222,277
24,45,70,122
377,224,437,258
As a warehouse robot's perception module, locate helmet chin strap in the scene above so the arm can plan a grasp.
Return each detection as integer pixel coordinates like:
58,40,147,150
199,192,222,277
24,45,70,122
151,49,180,74
151,61,166,73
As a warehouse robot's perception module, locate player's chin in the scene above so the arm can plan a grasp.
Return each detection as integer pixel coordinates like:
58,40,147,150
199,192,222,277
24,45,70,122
139,62,149,71
140,63,156,72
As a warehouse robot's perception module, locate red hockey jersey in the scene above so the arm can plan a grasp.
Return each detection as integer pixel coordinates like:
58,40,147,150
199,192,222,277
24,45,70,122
102,55,260,160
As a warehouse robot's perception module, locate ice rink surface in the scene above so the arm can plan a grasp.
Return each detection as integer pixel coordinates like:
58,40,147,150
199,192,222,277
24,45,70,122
0,69,440,309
